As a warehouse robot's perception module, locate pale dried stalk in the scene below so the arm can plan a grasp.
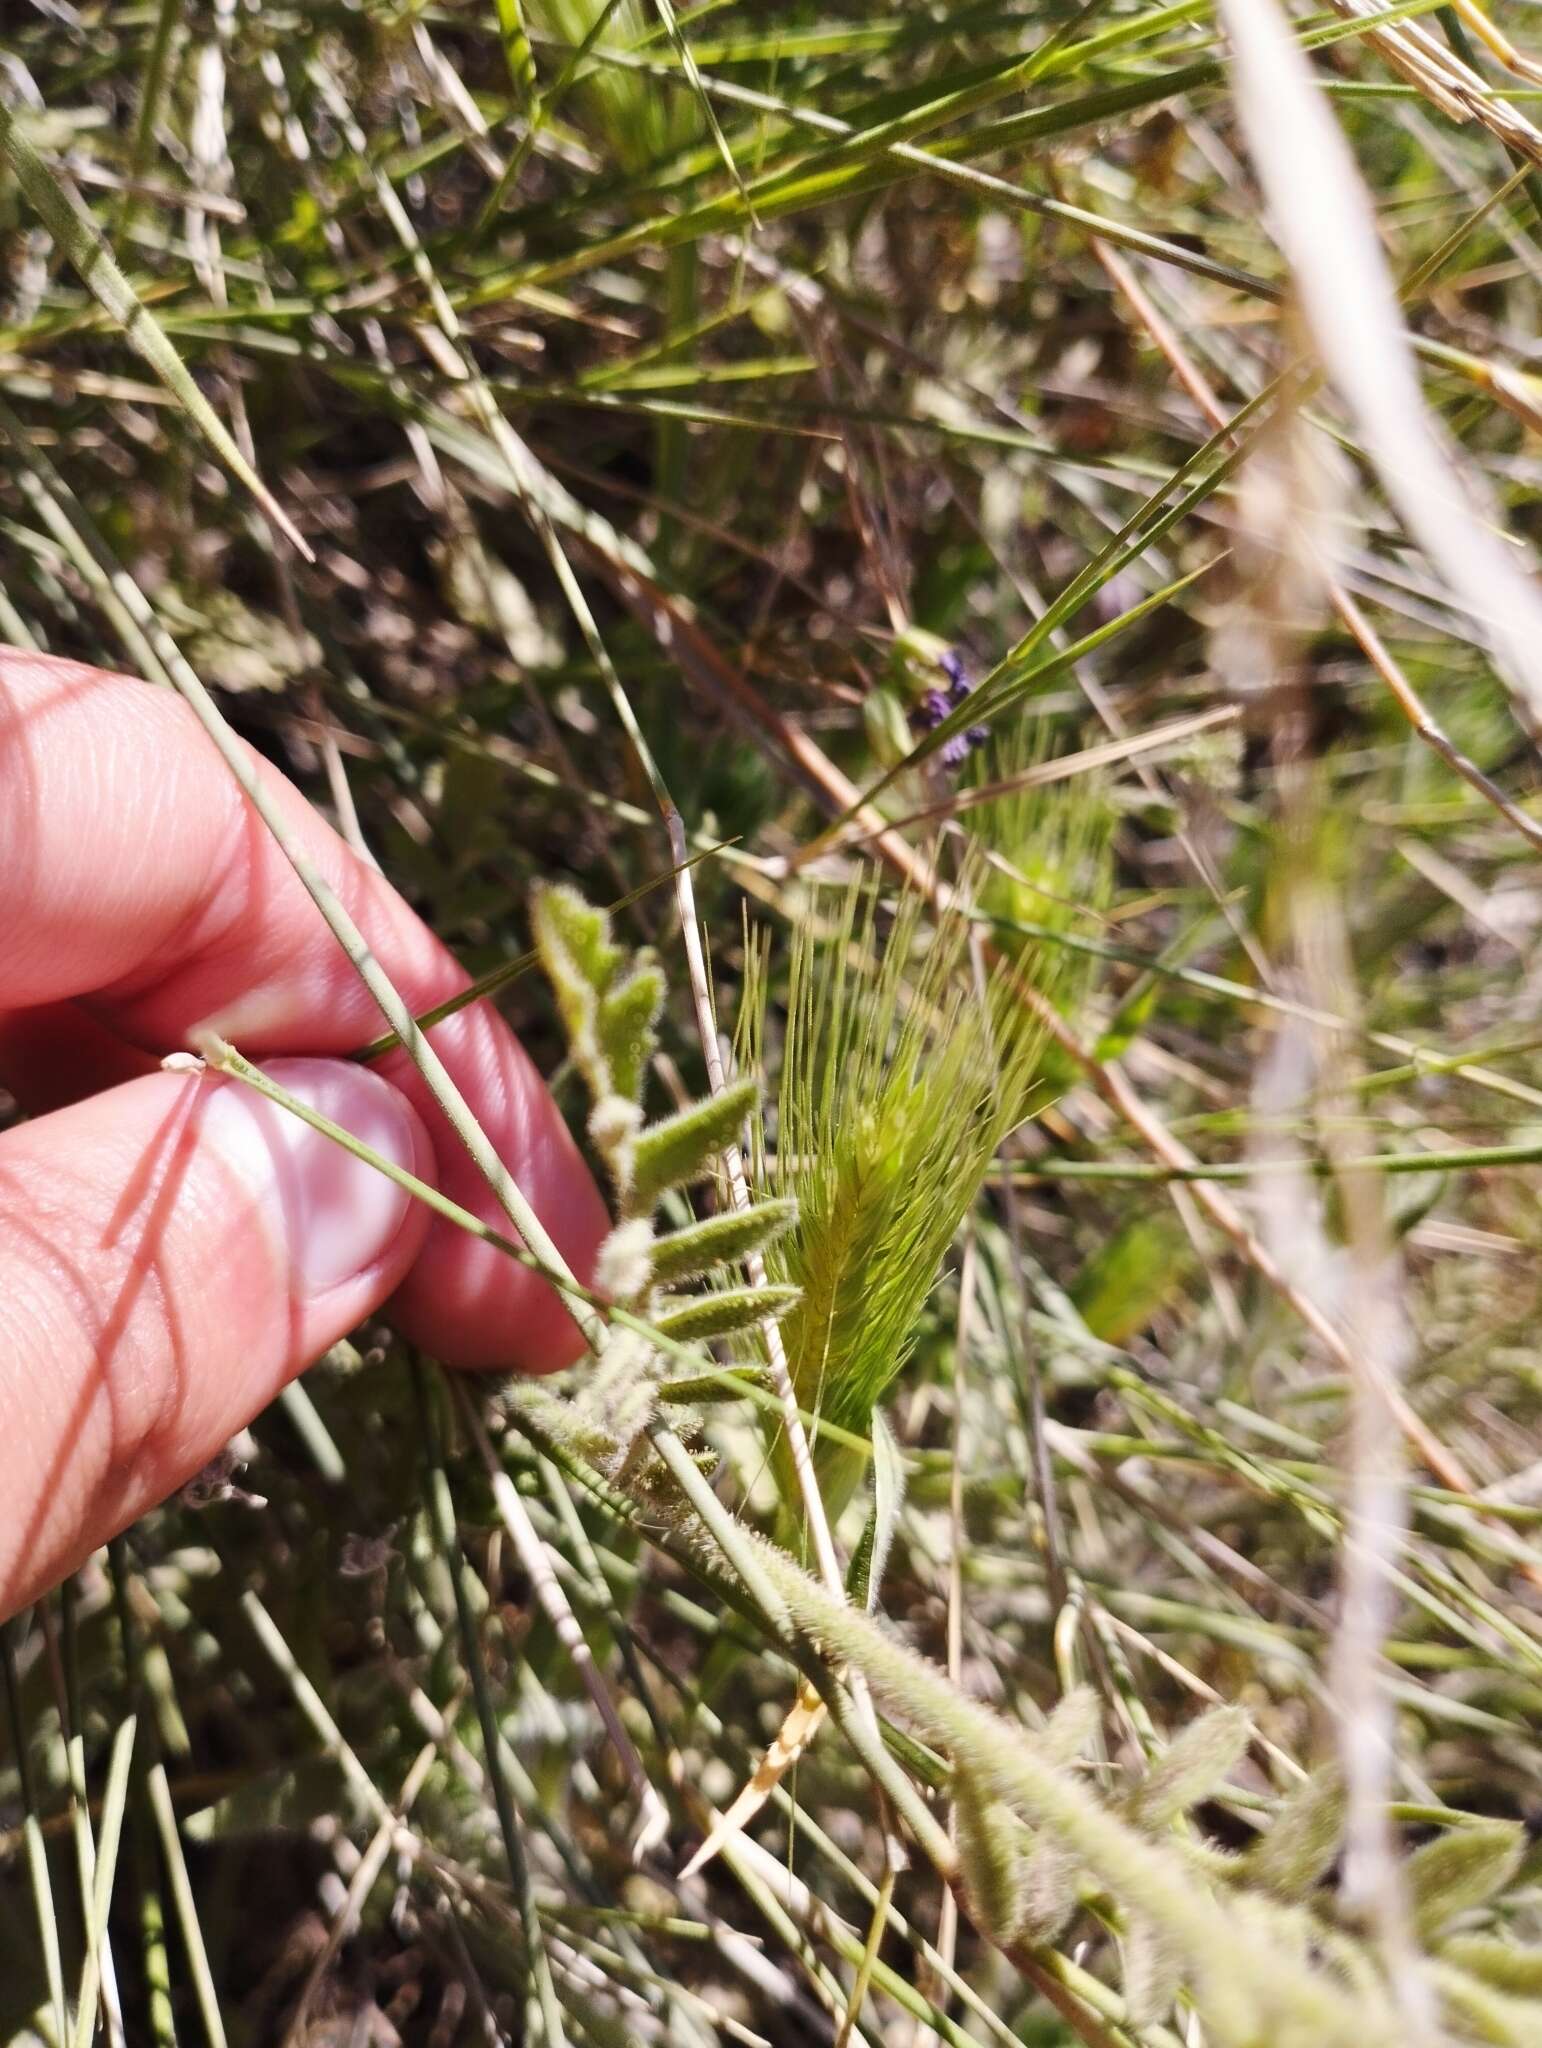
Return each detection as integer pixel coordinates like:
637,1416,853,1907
1215,407,1432,2030
1217,0,1542,728
1087,236,1542,860
1324,0,1542,163
1306,913,1434,2039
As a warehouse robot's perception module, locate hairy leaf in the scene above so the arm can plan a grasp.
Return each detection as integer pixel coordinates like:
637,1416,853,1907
598,958,664,1106
1243,1764,1345,1904
1131,1706,1250,1829
1039,1687,1102,1770
658,1364,774,1405
650,1199,799,1286
955,1779,1037,1949
1439,1940,1542,2000
631,1078,757,1210
653,1283,798,1342
1433,1963,1542,2047
1123,1914,1182,2026
1409,1822,1526,1942
846,1408,905,1613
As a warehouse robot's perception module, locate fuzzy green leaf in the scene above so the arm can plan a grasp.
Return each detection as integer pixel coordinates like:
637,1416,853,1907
1039,1687,1101,1770
1123,1915,1182,2027
533,882,623,996
598,959,664,1105
650,1198,799,1287
1434,1963,1542,2047
1015,1837,1079,1945
1242,1764,1344,1903
659,1365,774,1405
532,884,607,1098
653,1284,798,1342
1440,1940,1542,2000
955,1780,1036,1949
847,1408,905,1613
505,1381,624,1479
1409,1822,1526,1942
1130,1706,1250,1829
631,1078,758,1210
1069,1212,1192,1345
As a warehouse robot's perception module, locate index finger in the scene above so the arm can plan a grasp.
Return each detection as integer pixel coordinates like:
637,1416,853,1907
0,649,609,1370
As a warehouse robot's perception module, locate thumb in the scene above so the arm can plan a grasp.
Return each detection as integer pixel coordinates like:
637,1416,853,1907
0,1058,431,1617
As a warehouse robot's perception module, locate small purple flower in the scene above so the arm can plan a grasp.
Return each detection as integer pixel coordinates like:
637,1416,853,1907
909,647,990,771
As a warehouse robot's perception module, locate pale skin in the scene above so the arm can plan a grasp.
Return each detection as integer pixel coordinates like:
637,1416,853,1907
0,649,608,1618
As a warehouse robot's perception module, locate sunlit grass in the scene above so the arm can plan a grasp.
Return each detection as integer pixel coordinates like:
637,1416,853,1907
3,0,1542,2041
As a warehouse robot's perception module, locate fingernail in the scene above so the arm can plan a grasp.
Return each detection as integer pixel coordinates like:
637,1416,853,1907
201,1058,420,1297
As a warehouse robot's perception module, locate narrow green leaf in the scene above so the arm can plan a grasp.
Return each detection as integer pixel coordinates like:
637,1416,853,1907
117,0,185,238
1131,1706,1250,1829
494,0,538,103
648,0,756,211
653,1283,798,1342
659,1364,774,1405
847,1408,906,1614
649,1198,798,1286
1440,1939,1542,1999
631,1076,757,1210
1123,1915,1182,2028
1408,1822,1526,1941
1243,1765,1345,1903
598,959,664,1105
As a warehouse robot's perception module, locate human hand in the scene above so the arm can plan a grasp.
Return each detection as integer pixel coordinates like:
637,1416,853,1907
0,650,609,1618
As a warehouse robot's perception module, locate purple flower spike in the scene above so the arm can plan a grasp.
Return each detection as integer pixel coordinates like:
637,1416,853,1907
907,646,991,772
